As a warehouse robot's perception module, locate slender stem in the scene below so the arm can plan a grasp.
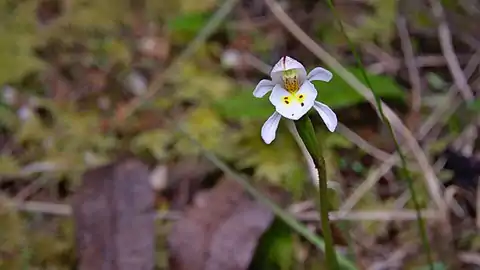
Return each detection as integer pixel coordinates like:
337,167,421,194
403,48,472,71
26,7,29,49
317,145,338,270
289,121,357,265
295,116,339,270
325,0,435,268
285,120,319,187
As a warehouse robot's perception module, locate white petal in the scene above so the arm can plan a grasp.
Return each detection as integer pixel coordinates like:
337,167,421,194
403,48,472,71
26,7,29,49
253,79,275,98
313,101,337,132
261,112,282,144
307,67,333,82
269,85,289,104
270,56,307,85
296,81,317,109
269,82,317,120
271,56,305,74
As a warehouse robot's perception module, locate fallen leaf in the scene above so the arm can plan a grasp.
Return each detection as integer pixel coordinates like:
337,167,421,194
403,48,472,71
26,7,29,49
168,178,277,270
166,158,216,209
72,158,155,270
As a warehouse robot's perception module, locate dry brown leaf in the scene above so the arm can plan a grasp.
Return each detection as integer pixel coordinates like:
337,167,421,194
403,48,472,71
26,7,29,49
72,159,155,270
166,158,216,209
168,178,276,270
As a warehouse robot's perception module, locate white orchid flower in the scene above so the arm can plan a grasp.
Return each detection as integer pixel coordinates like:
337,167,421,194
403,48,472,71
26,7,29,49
253,56,338,144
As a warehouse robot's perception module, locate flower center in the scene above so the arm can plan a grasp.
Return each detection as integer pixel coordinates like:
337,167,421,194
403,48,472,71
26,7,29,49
282,69,300,93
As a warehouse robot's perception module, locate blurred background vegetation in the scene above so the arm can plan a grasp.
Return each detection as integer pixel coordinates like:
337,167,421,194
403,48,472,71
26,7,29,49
0,0,479,269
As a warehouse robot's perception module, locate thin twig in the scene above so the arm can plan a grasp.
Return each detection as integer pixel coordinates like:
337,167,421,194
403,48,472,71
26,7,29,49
458,252,480,266
14,201,71,216
477,177,480,229
241,53,272,75
14,176,49,202
419,50,480,137
337,124,391,161
444,186,467,217
429,0,475,100
366,54,476,75
8,200,182,220
369,244,417,270
294,210,439,221
340,155,398,212
396,15,423,112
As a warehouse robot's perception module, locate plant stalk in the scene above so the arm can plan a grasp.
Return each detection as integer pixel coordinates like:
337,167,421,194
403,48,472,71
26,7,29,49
295,116,339,270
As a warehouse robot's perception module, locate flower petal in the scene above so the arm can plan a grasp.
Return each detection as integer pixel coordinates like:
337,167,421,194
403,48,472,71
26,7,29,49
270,56,307,85
253,79,275,98
271,56,305,75
296,81,317,109
261,112,282,144
313,101,337,132
307,67,333,82
269,82,317,120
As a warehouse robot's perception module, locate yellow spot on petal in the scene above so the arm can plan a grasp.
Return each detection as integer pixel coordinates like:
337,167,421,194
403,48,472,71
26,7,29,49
297,94,305,102
282,93,306,106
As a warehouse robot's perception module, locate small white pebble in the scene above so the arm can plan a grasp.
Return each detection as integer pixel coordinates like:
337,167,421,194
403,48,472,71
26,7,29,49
149,165,168,191
126,72,147,96
17,105,33,121
2,85,17,105
221,49,241,68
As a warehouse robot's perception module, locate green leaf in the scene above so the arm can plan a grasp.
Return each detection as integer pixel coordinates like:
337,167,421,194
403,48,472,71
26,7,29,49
63,0,128,31
313,67,405,109
174,106,230,155
15,114,49,144
415,262,447,270
131,129,173,160
426,72,447,90
167,12,210,38
0,41,44,84
0,155,20,176
0,1,43,85
467,98,480,112
0,103,17,130
214,89,274,120
250,219,294,270
346,0,397,46
237,133,300,184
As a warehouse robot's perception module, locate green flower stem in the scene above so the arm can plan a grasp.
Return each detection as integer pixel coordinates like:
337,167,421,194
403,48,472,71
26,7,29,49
294,116,340,270
325,0,434,268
